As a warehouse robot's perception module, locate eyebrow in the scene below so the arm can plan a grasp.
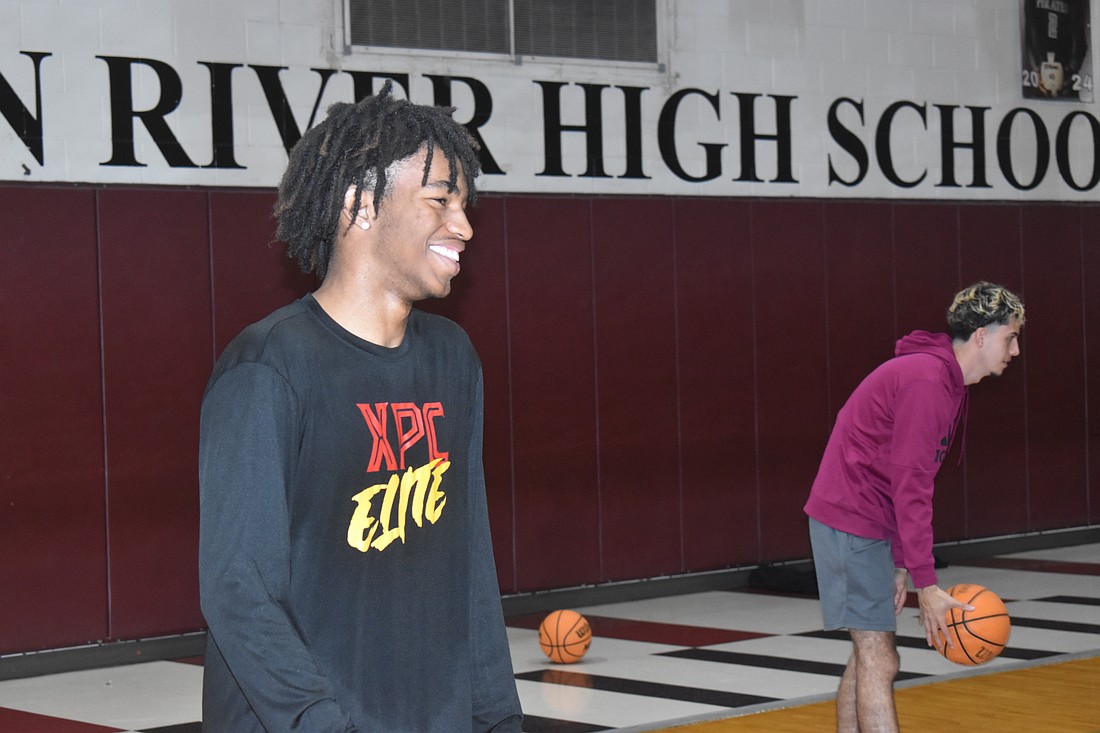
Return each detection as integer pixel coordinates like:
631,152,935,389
422,179,468,203
423,179,454,191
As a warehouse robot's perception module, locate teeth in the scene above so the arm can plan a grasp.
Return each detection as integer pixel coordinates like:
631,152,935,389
430,245,459,263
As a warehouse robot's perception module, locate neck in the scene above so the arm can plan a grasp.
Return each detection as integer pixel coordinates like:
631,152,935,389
952,338,982,386
313,269,412,348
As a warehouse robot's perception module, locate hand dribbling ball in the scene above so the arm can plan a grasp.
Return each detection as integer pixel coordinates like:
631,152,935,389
538,609,592,664
935,583,1011,666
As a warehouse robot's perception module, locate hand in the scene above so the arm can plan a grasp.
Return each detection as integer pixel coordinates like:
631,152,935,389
893,568,908,616
917,585,974,648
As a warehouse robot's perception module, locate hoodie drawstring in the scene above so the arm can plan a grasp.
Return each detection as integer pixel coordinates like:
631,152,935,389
953,388,970,465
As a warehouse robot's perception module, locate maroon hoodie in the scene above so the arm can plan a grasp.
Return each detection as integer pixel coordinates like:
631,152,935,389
804,331,966,589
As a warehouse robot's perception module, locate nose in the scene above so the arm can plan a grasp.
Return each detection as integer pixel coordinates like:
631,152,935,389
1010,340,1020,357
449,208,473,242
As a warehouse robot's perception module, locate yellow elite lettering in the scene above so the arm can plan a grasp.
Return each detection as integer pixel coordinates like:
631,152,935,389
346,479,392,552
410,461,431,528
424,458,449,524
347,458,451,553
370,464,418,552
410,459,447,527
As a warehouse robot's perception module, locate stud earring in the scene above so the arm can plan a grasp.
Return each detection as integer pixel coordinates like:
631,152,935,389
359,220,370,230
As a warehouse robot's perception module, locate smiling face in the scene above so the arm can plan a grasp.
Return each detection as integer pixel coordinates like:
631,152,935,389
367,145,472,304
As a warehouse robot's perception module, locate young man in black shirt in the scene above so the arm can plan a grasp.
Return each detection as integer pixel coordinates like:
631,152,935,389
199,82,523,732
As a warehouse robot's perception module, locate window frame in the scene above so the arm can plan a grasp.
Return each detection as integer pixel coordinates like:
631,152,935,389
339,0,667,71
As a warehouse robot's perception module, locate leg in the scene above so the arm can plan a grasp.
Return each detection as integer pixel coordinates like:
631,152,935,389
835,651,858,732
849,629,900,733
808,520,900,731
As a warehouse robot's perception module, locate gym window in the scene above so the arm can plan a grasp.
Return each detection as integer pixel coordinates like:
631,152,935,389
345,0,659,64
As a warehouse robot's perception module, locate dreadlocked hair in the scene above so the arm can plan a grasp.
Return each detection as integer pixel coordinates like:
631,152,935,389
947,281,1026,340
274,80,481,279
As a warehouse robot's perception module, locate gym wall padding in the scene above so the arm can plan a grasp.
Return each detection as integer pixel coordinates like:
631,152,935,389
1,185,1096,654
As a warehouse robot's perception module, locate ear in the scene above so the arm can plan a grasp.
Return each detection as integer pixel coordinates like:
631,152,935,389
973,326,986,347
342,185,375,231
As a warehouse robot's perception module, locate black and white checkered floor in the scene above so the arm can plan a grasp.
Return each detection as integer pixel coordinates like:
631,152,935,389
2,543,1098,732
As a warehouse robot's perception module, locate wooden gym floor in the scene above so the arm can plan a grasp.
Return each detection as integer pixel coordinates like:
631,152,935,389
644,654,1100,732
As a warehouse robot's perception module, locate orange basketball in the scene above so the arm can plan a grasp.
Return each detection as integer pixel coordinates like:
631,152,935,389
935,584,1011,666
538,609,592,664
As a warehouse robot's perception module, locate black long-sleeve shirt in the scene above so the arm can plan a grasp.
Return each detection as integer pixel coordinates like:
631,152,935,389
199,295,522,732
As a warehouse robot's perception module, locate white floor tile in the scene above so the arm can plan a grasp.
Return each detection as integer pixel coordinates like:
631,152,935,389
1006,599,1100,625
711,632,852,663
936,565,1100,599
578,591,825,635
515,678,728,727
997,625,1100,654
1003,542,1100,564
0,661,202,730
567,652,839,699
509,627,683,674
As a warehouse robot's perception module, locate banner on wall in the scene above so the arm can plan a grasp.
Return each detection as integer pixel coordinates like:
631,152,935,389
2,4,1100,200
1022,0,1094,102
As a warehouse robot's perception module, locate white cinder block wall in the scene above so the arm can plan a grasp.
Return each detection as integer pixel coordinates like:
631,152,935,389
1,0,1096,200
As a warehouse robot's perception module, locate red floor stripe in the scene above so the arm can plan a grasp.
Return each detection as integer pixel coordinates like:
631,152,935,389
173,655,205,666
508,613,771,646
0,708,123,733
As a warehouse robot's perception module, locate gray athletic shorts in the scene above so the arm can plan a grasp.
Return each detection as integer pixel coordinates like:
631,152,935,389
808,517,897,632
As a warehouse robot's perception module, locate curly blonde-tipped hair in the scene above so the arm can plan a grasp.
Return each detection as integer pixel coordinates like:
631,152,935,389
947,282,1026,340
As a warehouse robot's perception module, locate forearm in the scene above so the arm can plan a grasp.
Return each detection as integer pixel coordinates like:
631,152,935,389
889,467,937,587
199,364,357,732
467,377,522,732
